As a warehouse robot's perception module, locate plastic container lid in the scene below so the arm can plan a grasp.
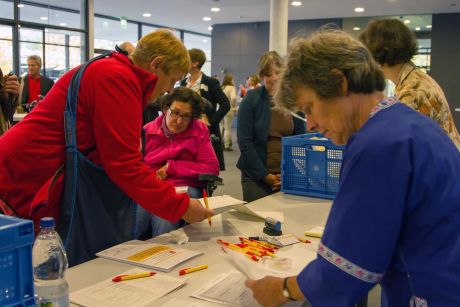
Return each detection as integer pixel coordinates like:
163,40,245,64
39,217,55,228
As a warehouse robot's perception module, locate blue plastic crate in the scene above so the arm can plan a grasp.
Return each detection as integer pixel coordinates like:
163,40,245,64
0,215,35,307
281,133,345,199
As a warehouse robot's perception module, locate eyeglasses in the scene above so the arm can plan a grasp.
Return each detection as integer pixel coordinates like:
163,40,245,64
168,108,192,122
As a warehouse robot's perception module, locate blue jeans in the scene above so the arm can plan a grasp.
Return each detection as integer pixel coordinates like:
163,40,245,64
135,186,202,238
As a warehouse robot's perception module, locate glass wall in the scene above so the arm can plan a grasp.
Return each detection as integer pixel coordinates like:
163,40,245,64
0,25,13,73
94,16,138,54
183,32,212,76
0,0,13,20
19,1,84,29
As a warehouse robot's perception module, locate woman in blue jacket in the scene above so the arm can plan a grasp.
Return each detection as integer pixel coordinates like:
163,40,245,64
237,51,306,202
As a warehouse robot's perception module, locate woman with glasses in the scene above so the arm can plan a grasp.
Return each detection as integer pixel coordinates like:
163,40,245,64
137,87,219,237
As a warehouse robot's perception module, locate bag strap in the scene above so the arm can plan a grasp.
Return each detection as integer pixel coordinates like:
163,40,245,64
62,53,112,248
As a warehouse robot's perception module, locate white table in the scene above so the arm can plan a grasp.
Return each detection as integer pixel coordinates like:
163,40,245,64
67,192,332,306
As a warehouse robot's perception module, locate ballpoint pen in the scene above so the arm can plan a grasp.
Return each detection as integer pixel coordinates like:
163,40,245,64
179,264,208,275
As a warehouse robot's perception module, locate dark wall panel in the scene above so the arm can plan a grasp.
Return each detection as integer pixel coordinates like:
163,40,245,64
212,18,341,86
430,13,460,129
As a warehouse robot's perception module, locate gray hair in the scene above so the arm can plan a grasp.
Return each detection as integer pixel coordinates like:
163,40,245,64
276,29,385,111
27,55,42,67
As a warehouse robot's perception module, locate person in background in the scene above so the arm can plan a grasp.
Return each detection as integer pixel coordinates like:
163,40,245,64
116,41,136,56
248,75,261,90
0,69,19,135
359,18,460,150
246,29,460,307
237,51,306,202
18,55,54,111
181,48,230,171
0,29,213,231
220,73,238,151
137,87,219,237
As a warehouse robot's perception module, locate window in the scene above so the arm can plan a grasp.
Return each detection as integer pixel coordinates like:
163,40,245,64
19,28,43,77
0,0,13,20
183,33,212,76
94,17,138,52
0,25,13,73
19,1,84,29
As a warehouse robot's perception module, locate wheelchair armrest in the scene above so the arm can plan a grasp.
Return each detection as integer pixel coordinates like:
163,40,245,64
198,174,223,184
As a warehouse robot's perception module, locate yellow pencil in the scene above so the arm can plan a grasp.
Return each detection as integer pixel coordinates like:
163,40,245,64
179,264,208,275
202,189,212,226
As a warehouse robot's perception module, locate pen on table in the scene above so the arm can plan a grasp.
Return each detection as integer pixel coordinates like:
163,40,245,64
112,272,156,282
202,188,212,226
179,264,208,276
297,237,312,244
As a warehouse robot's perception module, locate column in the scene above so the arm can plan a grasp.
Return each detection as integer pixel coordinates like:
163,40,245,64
269,0,289,56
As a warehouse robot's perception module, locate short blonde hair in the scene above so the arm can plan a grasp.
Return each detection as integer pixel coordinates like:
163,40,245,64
257,51,283,78
131,29,190,75
276,29,385,111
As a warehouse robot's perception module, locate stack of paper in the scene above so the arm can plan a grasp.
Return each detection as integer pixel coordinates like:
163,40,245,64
70,268,186,307
304,226,325,238
96,240,203,272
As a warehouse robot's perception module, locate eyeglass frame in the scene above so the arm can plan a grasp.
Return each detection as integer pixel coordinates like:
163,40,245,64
168,107,193,122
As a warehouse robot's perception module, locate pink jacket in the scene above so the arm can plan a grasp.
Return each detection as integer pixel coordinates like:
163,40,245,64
144,115,219,188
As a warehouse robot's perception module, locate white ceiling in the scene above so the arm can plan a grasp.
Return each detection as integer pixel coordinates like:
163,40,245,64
21,0,460,35
91,0,460,34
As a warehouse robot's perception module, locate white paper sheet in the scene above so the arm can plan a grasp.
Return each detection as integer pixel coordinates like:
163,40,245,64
191,272,259,306
159,298,209,307
70,268,186,307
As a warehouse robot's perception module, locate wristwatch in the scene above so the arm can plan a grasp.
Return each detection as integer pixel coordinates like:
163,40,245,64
282,277,296,301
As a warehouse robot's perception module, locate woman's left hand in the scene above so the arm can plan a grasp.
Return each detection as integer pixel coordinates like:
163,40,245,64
245,276,288,307
156,164,168,180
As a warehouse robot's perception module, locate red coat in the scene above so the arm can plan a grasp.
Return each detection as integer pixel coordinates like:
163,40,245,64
0,53,189,226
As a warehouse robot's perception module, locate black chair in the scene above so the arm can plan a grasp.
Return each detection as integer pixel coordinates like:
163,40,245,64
198,174,223,197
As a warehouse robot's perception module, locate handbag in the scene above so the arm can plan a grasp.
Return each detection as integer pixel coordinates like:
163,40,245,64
58,53,137,267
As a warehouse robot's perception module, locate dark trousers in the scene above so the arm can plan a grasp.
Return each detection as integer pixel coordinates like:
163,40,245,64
241,173,273,202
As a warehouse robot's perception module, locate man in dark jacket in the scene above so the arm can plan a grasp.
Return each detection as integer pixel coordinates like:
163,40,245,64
181,48,230,171
18,55,54,110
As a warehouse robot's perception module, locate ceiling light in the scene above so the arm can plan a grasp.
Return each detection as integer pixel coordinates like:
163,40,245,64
415,27,421,31
353,27,360,31
59,22,67,26
208,26,213,31
426,24,432,28
291,1,302,6
17,4,24,8
203,16,212,21
354,7,365,13
202,39,208,43
142,12,151,17
40,16,48,21
404,19,411,24
210,7,220,12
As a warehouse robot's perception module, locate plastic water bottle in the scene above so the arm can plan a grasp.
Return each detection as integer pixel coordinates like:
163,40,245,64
32,217,69,307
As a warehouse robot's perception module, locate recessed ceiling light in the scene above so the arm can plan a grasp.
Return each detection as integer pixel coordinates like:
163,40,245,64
404,19,411,24
202,39,208,43
426,24,432,28
17,4,24,8
59,22,67,26
142,12,151,17
208,26,213,31
415,27,421,31
291,1,302,6
211,7,220,12
203,16,212,21
354,7,365,13
40,16,48,21
353,27,360,31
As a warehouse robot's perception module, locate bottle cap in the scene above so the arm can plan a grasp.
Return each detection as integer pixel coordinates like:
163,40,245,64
40,217,55,228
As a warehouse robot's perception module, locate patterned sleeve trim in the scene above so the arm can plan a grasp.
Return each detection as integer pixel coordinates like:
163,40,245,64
318,242,384,283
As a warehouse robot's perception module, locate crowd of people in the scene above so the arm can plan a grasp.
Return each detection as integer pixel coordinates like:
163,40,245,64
1,19,459,306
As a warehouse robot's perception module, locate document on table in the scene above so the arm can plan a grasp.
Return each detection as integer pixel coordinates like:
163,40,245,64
200,195,285,222
70,268,186,307
159,298,209,307
191,272,259,306
96,240,203,272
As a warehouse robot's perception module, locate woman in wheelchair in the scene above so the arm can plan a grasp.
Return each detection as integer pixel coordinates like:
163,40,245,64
136,87,220,238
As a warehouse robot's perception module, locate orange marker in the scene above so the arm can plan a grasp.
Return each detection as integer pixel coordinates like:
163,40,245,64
112,272,155,282
179,264,208,276
202,189,212,226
